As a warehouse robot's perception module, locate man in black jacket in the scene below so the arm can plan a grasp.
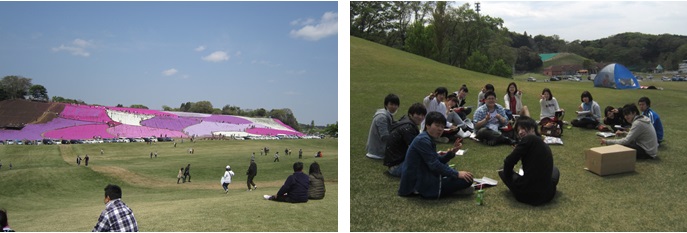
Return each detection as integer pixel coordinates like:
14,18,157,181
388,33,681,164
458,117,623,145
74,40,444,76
183,164,191,183
246,160,257,191
384,103,427,177
499,116,560,206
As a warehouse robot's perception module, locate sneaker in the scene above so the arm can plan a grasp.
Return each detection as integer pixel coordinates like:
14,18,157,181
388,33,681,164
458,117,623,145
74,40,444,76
225,190,229,194
263,195,271,200
253,185,257,190
455,186,475,195
365,153,384,160
247,189,251,192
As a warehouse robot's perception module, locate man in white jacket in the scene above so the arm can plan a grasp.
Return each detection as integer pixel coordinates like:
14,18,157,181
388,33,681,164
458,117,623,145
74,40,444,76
221,166,235,194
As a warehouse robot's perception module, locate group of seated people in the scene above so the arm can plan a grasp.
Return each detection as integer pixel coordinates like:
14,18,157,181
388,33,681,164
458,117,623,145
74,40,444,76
365,82,665,205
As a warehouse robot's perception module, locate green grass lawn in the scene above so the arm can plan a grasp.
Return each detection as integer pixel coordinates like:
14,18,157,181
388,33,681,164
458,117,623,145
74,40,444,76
350,36,687,231
0,139,338,231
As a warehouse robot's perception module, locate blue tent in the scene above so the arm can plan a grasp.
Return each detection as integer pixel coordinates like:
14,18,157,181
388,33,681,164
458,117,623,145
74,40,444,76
594,63,639,89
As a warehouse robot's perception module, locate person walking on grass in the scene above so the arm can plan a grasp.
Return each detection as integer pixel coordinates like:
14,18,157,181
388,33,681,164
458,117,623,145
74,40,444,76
84,154,89,166
274,152,280,162
299,149,303,159
77,155,81,166
177,167,184,184
221,166,235,194
92,184,138,232
184,164,191,182
246,159,257,191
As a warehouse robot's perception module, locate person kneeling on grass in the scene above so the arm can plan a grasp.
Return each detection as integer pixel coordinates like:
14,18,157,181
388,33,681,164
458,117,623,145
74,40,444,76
398,111,474,199
601,103,658,160
264,162,309,203
499,116,560,206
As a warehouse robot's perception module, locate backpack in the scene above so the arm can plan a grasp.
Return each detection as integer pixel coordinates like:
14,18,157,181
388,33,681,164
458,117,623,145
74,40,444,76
541,120,563,137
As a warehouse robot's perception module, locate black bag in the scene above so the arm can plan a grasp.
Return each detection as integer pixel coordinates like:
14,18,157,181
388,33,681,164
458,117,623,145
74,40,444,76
541,120,563,137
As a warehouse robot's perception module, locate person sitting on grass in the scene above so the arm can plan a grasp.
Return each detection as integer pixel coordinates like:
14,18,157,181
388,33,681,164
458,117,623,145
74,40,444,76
602,106,630,132
503,82,530,119
384,103,427,177
452,84,472,120
1,208,14,232
308,162,326,200
398,111,474,199
539,88,563,122
477,84,495,108
473,91,512,146
365,94,400,160
499,116,560,206
264,162,309,203
601,103,658,159
571,91,602,129
638,96,664,144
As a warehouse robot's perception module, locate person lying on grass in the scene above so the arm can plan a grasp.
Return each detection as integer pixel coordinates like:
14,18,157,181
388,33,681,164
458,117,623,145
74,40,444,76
398,111,474,199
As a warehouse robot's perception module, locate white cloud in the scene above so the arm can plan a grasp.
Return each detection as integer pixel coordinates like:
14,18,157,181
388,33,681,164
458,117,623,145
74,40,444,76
52,38,94,57
162,68,178,76
194,45,206,52
202,51,229,62
290,11,338,41
235,51,242,57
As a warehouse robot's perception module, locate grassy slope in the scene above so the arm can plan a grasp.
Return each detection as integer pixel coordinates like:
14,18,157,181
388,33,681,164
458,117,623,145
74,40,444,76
543,52,589,68
0,139,337,231
350,36,687,231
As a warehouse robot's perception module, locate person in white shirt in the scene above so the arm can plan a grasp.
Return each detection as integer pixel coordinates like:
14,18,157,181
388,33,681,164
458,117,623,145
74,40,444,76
221,165,235,194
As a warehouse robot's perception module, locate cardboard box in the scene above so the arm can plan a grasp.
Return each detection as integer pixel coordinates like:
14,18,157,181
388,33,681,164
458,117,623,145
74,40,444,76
584,144,636,176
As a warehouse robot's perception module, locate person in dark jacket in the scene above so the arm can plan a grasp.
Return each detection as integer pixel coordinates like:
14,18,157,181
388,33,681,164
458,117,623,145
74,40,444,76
183,164,191,182
499,116,560,206
398,112,474,199
246,160,257,191
308,162,325,199
602,106,630,132
264,162,309,203
384,103,426,177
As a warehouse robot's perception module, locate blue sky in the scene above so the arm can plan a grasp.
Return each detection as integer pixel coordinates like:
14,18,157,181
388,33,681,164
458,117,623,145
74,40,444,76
0,1,338,125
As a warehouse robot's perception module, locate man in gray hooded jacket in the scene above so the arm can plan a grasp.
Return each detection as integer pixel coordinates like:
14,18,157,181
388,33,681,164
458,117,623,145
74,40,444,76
365,94,400,160
601,103,658,159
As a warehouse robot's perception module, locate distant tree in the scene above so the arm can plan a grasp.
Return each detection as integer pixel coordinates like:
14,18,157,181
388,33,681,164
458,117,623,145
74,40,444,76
0,75,32,100
255,108,267,117
51,96,85,104
311,120,315,130
116,104,124,107
189,101,213,114
489,59,513,78
464,51,490,74
28,84,49,101
180,102,193,112
129,104,149,109
222,104,242,115
323,122,338,138
162,105,173,111
269,108,300,131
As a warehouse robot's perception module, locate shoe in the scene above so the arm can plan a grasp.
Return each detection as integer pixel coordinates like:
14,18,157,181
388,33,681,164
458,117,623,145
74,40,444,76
365,153,384,160
263,195,271,200
455,186,475,195
253,185,257,190
225,190,229,194
247,189,252,192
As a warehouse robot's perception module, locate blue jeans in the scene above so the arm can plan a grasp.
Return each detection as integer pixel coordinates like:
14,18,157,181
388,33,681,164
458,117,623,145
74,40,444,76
388,163,403,177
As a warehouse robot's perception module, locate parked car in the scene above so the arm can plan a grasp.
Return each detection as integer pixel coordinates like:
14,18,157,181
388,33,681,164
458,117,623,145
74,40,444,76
43,139,54,145
527,77,537,82
550,76,561,81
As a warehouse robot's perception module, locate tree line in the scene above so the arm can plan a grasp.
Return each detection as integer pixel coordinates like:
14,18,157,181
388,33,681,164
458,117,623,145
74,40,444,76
351,1,687,74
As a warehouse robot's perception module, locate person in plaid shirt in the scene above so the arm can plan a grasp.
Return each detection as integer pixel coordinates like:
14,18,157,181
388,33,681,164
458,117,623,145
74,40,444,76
92,184,138,232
